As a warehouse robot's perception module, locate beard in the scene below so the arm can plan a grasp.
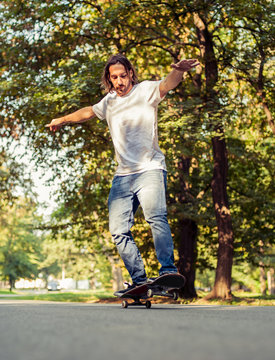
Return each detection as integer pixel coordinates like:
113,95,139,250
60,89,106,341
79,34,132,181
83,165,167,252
115,82,132,96
116,86,125,94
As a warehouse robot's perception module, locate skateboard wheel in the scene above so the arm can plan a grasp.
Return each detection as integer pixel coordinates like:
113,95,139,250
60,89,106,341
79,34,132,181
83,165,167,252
122,300,128,308
145,300,151,309
147,289,153,297
172,291,179,300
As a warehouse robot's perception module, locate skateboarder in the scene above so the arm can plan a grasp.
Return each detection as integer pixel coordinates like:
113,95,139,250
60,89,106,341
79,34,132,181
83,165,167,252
47,54,199,295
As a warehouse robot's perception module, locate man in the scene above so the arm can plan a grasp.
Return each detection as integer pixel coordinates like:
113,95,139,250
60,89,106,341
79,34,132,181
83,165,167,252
47,54,199,295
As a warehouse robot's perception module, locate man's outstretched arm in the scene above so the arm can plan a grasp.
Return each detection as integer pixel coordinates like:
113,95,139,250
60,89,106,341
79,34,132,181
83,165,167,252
159,59,200,98
46,106,96,132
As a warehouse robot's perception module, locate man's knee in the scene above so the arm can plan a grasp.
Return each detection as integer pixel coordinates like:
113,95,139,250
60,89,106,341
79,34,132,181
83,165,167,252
109,219,129,238
144,210,168,225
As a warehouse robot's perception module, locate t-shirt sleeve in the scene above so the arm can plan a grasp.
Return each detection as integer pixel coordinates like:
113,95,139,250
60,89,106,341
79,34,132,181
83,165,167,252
92,95,108,120
142,80,165,106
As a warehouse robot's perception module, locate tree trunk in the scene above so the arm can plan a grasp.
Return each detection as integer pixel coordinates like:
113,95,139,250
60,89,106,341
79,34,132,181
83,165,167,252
176,156,197,299
9,276,14,292
109,256,124,291
259,261,267,295
267,268,275,295
194,13,234,300
208,135,234,299
177,219,197,298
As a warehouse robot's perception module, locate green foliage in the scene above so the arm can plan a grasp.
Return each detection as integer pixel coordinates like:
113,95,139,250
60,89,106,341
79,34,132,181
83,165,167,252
228,132,274,264
0,149,33,204
0,198,42,289
40,203,115,287
195,268,216,290
232,263,262,293
39,231,113,288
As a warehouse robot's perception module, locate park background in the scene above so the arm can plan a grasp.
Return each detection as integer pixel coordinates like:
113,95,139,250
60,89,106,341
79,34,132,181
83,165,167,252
0,0,274,302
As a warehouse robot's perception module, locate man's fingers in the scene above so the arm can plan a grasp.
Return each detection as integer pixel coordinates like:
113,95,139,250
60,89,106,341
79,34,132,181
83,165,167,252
46,119,62,132
190,61,200,68
46,123,57,132
46,124,54,132
171,59,200,71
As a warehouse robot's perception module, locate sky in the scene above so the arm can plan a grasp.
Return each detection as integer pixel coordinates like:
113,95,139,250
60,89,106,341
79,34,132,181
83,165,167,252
6,137,59,217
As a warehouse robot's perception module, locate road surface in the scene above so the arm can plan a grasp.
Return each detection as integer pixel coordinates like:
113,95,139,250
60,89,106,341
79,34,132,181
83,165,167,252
0,300,274,360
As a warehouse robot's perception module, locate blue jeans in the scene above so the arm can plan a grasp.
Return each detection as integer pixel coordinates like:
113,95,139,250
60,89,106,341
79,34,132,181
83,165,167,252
108,169,177,284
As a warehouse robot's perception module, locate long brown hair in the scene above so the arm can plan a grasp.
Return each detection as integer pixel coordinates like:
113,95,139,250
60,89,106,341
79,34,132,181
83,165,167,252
101,54,139,93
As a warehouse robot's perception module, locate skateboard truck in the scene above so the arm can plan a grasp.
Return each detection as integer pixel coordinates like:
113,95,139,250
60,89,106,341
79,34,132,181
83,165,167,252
147,288,179,300
122,299,151,309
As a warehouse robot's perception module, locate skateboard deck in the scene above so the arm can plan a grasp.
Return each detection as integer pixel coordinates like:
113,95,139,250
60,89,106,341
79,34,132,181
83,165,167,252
117,273,186,309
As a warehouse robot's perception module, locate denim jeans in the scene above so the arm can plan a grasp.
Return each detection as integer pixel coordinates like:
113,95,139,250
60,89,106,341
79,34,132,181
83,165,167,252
108,169,177,284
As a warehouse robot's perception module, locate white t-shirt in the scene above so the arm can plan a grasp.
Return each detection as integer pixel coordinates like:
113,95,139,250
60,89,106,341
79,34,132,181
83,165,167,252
92,80,166,176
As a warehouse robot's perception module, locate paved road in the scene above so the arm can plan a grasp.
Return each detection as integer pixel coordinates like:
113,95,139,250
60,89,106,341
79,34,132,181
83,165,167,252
0,300,274,360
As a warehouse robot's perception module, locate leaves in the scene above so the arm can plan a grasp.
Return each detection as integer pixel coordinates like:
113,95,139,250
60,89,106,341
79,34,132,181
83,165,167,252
0,198,42,289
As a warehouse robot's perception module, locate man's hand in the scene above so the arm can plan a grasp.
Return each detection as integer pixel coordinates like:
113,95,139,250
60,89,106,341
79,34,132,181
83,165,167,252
171,59,200,72
46,117,66,132
159,59,200,97
46,107,96,132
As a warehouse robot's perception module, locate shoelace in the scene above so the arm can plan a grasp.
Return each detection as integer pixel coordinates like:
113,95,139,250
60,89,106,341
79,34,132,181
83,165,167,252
124,281,133,288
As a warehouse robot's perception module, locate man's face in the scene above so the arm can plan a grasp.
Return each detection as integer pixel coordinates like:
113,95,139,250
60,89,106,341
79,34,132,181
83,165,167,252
109,63,133,97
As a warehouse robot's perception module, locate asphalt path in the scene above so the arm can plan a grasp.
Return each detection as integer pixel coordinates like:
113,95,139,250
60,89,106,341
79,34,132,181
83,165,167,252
0,300,274,360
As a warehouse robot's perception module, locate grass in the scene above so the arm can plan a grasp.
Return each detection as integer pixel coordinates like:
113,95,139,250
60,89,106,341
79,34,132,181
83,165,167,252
188,290,275,306
0,289,115,303
0,288,274,306
0,289,16,294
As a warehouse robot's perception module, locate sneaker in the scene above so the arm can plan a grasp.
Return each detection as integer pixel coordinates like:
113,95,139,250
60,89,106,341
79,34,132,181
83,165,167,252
114,282,140,297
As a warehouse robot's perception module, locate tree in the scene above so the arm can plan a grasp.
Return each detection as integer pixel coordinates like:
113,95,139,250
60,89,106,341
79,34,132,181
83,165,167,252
0,198,42,291
189,10,234,299
41,231,113,289
0,148,33,204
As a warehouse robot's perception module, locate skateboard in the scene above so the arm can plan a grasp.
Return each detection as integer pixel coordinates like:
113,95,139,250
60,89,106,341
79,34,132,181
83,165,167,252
117,273,186,309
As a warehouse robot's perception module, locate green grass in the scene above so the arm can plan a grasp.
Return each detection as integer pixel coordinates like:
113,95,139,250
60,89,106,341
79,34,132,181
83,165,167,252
190,290,275,306
0,289,16,294
0,289,114,302
1,288,274,305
